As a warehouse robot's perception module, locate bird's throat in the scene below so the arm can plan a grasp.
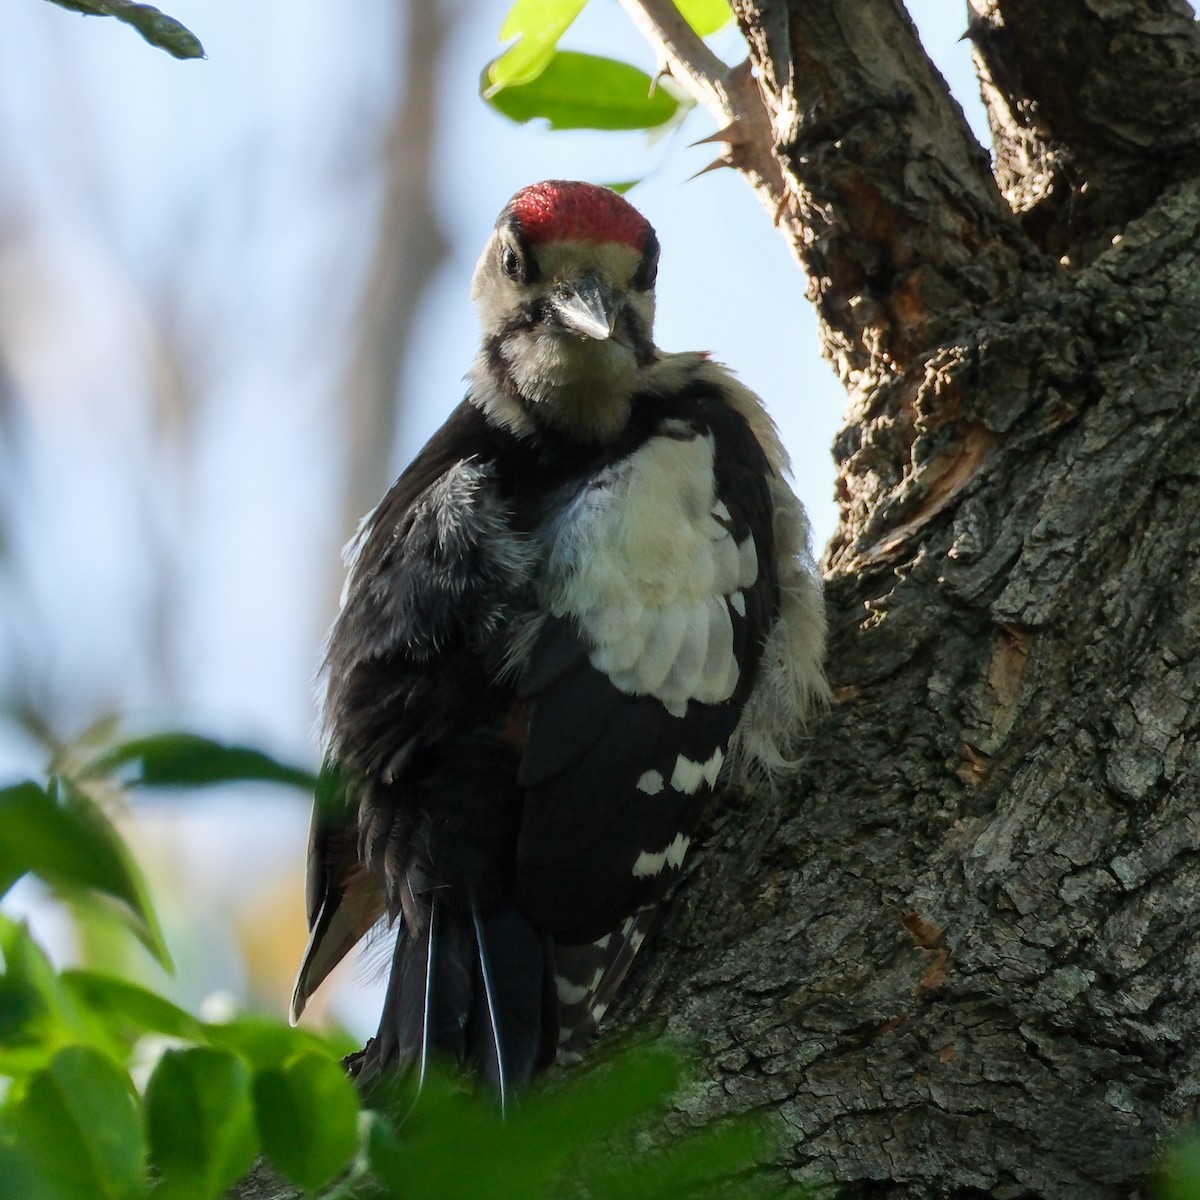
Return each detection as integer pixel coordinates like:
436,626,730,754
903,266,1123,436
474,331,640,444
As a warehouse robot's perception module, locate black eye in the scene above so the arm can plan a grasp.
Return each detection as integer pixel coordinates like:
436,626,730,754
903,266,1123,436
501,244,523,280
634,237,659,290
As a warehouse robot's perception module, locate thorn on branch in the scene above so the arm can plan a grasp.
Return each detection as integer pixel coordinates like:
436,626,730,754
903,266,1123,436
689,156,734,181
690,121,751,148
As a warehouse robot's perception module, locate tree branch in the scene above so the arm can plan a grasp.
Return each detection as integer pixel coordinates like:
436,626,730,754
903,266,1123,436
968,0,1200,261
616,0,791,221
617,0,730,112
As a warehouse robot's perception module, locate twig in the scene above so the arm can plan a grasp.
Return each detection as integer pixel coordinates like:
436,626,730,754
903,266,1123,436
616,0,790,212
615,0,733,117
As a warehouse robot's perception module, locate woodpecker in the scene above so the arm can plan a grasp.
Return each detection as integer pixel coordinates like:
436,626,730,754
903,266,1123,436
291,180,829,1098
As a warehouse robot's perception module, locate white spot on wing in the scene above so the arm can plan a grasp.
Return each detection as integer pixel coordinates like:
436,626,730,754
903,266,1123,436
704,747,724,786
671,747,724,793
631,833,691,878
668,835,690,867
556,975,589,1005
632,849,665,878
712,499,732,524
669,746,725,794
670,754,706,795
730,590,746,617
636,770,665,795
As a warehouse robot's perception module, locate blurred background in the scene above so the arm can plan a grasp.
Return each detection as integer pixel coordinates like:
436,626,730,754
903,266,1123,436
0,0,986,1038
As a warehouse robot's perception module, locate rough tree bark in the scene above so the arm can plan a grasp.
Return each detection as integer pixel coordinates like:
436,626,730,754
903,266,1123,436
239,2,1200,1197
614,1,1200,1196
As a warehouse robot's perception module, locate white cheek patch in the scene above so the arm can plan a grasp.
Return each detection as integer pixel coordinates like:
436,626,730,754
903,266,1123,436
544,431,748,711
631,833,691,879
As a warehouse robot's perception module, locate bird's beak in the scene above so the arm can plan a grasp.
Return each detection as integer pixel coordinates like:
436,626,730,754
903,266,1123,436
550,274,621,340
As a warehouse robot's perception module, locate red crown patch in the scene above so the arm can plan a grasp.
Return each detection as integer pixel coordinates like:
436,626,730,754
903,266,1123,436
507,180,652,250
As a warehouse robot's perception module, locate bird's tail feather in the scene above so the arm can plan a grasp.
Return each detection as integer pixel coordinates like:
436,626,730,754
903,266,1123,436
361,896,548,1104
553,904,658,1063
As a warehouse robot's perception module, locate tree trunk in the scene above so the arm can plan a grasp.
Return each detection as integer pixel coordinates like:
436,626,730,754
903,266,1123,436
610,1,1200,1196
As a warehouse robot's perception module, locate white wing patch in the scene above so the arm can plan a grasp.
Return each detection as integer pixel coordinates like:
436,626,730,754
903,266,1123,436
542,432,756,716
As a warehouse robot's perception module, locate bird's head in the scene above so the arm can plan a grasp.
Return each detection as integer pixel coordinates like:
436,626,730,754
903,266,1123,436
469,180,660,443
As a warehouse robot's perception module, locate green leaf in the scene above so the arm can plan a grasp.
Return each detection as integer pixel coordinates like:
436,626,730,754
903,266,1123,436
676,0,734,38
0,780,100,899
488,0,588,93
202,1013,357,1070
0,918,97,1074
369,1046,782,1200
58,777,172,971
9,1045,147,1200
0,974,41,1044
0,1143,58,1200
85,732,318,793
60,971,202,1043
370,1048,682,1200
253,1053,360,1191
586,1119,771,1198
43,0,204,59
1158,1138,1200,1200
486,51,680,131
144,1048,258,1200
0,780,169,969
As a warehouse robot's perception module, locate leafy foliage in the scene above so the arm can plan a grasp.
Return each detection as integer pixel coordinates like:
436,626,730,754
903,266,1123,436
86,732,318,794
144,1048,258,1200
42,0,204,59
482,0,726,133
488,51,680,132
0,726,789,1199
10,1045,146,1200
675,0,735,39
253,1054,360,1191
0,778,171,970
486,0,589,93
1159,1140,1200,1200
